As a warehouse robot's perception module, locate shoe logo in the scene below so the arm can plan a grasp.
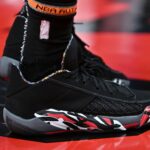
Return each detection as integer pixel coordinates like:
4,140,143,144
40,20,50,40
28,0,77,16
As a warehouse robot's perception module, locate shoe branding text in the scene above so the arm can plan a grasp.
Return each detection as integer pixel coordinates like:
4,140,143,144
28,0,77,16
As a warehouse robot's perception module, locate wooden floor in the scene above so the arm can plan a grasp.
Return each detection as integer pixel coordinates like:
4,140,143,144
0,0,150,149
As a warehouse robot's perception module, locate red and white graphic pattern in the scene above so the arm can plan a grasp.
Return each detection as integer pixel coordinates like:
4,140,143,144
35,109,126,132
140,106,150,127
34,106,150,133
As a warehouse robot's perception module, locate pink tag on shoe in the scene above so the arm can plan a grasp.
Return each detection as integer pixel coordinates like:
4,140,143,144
40,20,50,40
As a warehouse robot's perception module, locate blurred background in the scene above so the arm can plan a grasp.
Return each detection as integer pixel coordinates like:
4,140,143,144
0,0,150,81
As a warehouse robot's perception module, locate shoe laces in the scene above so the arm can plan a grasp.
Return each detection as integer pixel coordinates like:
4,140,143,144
68,63,134,98
84,53,111,75
73,23,122,78
82,51,123,79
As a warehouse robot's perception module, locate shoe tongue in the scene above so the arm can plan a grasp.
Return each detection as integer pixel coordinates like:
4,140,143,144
63,36,82,70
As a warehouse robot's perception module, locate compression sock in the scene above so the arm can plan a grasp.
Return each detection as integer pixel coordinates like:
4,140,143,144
20,0,77,81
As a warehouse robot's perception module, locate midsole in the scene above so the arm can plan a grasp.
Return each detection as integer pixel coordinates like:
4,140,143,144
3,106,150,134
3,108,61,134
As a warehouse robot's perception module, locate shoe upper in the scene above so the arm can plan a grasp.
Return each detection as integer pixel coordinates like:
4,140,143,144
5,37,150,120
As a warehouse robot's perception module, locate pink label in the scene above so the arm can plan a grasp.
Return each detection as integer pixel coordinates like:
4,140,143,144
40,20,50,40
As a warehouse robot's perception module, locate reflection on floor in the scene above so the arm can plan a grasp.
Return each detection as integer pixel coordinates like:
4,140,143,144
1,122,150,150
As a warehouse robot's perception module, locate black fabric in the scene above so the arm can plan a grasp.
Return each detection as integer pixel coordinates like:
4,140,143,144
6,66,94,119
81,49,127,80
132,89,150,100
83,97,143,116
72,29,127,80
4,30,150,119
54,69,135,100
22,13,73,63
3,4,127,82
3,17,25,60
20,1,76,81
5,66,150,119
3,6,27,59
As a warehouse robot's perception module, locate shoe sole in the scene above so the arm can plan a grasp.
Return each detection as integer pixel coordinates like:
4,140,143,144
3,106,150,135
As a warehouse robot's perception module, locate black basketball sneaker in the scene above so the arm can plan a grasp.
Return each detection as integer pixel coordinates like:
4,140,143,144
3,32,150,135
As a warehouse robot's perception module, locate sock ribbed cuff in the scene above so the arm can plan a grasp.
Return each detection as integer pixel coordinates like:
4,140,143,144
27,0,77,17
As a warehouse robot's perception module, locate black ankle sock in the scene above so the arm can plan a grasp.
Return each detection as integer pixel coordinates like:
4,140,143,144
20,0,77,81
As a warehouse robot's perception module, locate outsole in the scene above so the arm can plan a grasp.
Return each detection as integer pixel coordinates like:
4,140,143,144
3,106,150,135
